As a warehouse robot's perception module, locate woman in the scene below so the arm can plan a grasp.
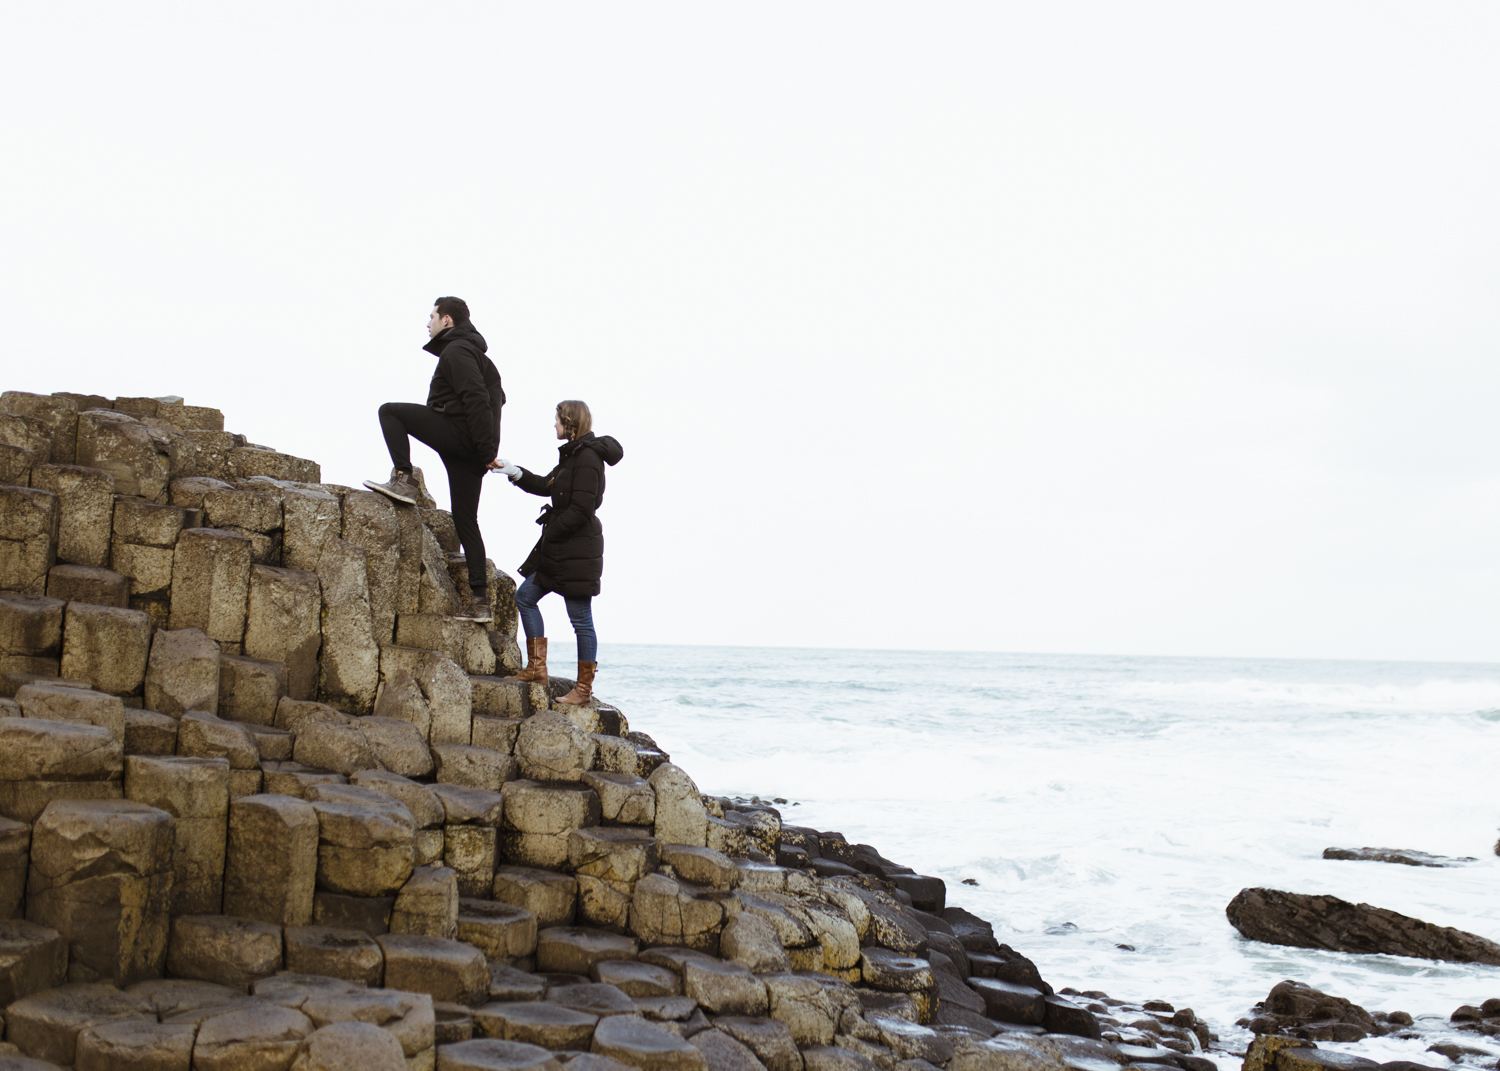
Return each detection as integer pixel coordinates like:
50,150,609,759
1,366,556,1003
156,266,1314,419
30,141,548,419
493,400,623,705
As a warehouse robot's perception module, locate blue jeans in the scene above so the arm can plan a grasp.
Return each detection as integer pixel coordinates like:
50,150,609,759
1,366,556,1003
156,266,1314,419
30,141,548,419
515,576,597,663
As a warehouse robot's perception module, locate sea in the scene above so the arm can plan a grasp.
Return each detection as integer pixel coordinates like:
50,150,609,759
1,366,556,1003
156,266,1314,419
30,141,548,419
604,644,1500,1066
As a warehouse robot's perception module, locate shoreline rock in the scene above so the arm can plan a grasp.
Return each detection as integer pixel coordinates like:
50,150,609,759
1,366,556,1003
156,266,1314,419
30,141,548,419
1226,888,1500,966
1322,847,1477,868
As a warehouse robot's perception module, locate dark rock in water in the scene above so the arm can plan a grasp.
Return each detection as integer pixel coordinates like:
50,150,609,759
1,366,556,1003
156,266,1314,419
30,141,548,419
1322,846,1477,868
1276,1048,1382,1071
1243,979,1386,1041
1225,888,1500,965
1043,993,1102,1039
941,905,999,954
1449,998,1500,1037
969,977,1047,1025
1378,1062,1451,1071
967,945,1050,994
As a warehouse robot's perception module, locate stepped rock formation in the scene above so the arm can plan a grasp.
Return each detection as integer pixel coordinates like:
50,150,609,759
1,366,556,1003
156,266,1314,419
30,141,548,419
0,389,1222,1070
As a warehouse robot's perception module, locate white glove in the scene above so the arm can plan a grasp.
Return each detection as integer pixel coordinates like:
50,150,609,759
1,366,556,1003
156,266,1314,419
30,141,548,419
496,459,522,479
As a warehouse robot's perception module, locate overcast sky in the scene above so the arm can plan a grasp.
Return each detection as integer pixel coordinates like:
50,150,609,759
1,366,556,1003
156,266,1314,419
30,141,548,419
3,2,1497,661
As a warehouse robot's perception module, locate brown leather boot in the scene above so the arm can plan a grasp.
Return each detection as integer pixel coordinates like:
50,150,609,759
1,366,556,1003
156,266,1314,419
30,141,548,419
556,661,597,706
512,637,548,683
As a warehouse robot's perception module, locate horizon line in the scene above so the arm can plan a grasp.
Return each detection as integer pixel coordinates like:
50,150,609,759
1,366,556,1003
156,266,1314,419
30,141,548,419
601,639,1500,670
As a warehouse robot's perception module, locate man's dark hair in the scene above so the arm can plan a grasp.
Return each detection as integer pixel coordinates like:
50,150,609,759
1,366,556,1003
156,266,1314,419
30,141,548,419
433,296,470,325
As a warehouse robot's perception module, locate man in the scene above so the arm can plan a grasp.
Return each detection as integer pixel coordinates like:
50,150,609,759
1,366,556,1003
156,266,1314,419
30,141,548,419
365,296,504,623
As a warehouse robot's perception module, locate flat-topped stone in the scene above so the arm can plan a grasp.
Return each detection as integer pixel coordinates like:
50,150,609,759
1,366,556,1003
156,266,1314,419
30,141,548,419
378,934,489,1006
544,982,635,1019
284,925,385,988
166,915,283,989
590,960,680,999
535,928,638,976
473,1000,598,1050
591,1014,707,1070
435,1038,563,1071
73,1016,197,1071
0,717,120,782
431,783,504,826
581,772,654,827
457,900,537,962
492,868,577,929
4,981,155,1066
0,920,68,1005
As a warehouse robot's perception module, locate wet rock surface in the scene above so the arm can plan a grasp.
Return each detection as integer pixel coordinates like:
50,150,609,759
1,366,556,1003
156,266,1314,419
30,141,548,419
1322,847,1478,868
1226,888,1500,965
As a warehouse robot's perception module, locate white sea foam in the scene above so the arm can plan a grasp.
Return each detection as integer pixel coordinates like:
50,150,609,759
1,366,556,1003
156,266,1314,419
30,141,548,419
608,645,1500,1060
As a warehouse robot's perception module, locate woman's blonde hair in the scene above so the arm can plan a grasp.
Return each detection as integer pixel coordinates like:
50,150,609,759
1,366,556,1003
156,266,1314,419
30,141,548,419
556,399,592,440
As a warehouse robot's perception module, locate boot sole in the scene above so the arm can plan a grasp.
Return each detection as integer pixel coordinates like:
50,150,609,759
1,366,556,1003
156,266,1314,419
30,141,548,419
452,613,493,623
363,480,419,506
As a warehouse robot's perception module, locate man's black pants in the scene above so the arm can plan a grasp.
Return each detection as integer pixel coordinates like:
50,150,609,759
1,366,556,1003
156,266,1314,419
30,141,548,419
378,401,488,591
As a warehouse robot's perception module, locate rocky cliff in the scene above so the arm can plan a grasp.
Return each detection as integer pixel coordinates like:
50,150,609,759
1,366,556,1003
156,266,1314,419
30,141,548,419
0,389,1220,1071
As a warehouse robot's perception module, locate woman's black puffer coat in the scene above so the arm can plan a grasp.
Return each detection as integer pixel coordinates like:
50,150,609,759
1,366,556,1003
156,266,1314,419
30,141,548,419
513,432,624,598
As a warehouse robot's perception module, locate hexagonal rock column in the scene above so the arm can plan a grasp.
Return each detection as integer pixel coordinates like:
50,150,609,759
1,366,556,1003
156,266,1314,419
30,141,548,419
534,926,638,976
515,711,596,783
242,564,322,700
284,924,385,987
391,864,460,939
569,827,659,931
61,602,151,697
377,933,489,1006
223,793,319,926
30,464,114,567
46,563,131,607
191,1000,315,1071
0,484,58,596
500,781,601,870
627,874,728,954
25,799,174,984
316,538,381,712
261,975,436,1065
163,912,282,989
378,645,472,745
592,1014,708,1070
456,899,537,963
649,764,708,848
0,391,79,462
169,527,252,644
351,771,446,866
3,980,156,1066
143,627,221,716
0,590,64,673
0,717,122,823
295,1021,409,1071
472,1001,598,1050
124,755,231,915
429,784,501,897
582,772,655,827
218,654,288,726
492,866,578,929
0,919,68,1005
435,1038,561,1071
75,409,172,500
72,1017,199,1071
311,794,416,898
0,816,30,917
15,681,126,739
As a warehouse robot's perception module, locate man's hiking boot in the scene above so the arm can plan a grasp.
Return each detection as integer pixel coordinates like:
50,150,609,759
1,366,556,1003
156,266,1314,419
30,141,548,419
363,469,421,506
454,592,492,623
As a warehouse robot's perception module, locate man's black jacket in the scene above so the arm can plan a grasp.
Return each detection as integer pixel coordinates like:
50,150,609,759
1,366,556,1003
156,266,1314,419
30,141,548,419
423,322,505,461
